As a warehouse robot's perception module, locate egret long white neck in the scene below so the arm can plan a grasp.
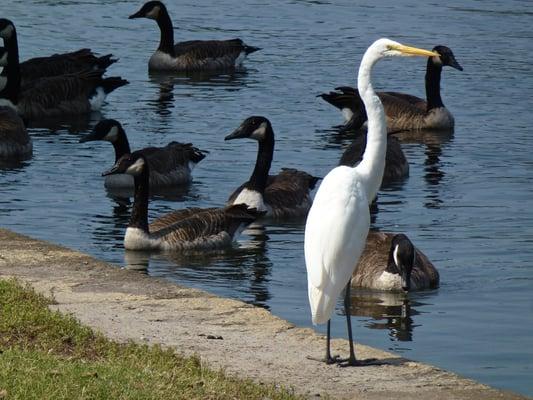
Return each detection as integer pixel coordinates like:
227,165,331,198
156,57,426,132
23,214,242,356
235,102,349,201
355,48,387,203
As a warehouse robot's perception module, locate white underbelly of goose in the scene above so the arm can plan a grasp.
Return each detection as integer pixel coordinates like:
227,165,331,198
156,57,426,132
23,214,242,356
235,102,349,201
148,51,177,70
0,99,17,112
424,107,454,129
124,226,234,251
104,173,134,189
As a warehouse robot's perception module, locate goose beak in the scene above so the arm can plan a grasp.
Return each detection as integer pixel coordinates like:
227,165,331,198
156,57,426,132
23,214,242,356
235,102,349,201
102,164,120,176
448,58,463,71
224,126,247,141
391,44,440,57
79,132,98,143
128,10,143,19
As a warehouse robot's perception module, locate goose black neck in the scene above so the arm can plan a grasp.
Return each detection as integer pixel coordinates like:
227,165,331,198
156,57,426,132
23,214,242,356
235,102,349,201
247,127,274,193
0,29,20,103
425,59,444,111
129,165,150,232
111,127,132,162
156,8,175,55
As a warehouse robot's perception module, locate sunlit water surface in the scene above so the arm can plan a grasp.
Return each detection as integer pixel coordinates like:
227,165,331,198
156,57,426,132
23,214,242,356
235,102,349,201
1,0,532,395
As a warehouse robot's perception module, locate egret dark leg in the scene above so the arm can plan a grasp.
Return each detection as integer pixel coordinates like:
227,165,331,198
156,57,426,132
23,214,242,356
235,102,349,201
325,319,337,364
344,279,357,365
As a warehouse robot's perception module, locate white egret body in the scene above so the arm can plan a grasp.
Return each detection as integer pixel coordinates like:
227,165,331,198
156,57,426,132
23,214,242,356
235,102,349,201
304,38,438,365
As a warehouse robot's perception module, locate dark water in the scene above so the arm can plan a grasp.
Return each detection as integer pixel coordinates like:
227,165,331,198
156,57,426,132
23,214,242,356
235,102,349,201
1,0,533,395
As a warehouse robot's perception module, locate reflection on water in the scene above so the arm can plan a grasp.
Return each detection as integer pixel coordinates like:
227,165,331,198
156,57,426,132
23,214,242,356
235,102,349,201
348,289,419,344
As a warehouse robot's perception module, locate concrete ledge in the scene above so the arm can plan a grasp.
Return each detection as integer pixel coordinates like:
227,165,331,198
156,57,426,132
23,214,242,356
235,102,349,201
0,228,528,399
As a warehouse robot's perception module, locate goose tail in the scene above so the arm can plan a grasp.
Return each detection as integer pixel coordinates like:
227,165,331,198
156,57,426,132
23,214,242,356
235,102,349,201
100,76,129,94
244,44,261,55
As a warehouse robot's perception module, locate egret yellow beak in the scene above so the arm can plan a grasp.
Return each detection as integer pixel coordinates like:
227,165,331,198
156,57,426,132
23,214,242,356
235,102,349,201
389,44,439,57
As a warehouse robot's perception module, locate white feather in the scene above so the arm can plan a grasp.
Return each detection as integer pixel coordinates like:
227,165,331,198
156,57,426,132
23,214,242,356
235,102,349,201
305,166,370,325
148,50,178,70
234,51,246,66
89,87,106,110
341,107,354,122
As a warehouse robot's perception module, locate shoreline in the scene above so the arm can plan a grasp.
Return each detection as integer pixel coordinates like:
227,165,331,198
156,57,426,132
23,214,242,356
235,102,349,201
0,227,528,400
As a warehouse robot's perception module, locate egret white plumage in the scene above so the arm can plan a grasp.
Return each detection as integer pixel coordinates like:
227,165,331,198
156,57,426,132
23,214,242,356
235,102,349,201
304,38,438,366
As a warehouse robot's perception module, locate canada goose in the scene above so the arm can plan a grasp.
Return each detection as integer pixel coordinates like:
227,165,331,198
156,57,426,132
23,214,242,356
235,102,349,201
225,116,320,219
0,46,128,120
103,151,265,251
319,45,463,131
129,1,260,72
339,132,408,185
79,119,208,189
0,105,31,158
0,18,116,84
352,231,439,291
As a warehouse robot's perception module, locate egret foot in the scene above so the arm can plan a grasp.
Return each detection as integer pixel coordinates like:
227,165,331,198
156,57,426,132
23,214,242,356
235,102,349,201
306,354,341,364
338,357,379,368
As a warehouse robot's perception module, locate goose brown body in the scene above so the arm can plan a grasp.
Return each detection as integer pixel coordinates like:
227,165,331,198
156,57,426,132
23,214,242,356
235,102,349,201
79,119,207,189
104,152,263,251
319,46,463,131
339,133,408,185
129,1,259,72
0,105,31,158
352,231,439,291
225,116,320,219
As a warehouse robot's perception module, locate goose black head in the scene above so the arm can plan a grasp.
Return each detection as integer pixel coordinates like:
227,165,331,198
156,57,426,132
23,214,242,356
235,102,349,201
432,45,463,71
225,116,272,142
0,19,15,40
79,119,123,143
0,47,8,67
129,1,166,20
103,152,146,177
387,234,416,291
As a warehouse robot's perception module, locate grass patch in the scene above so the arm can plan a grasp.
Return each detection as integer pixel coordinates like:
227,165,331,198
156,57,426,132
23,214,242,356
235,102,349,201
0,279,300,400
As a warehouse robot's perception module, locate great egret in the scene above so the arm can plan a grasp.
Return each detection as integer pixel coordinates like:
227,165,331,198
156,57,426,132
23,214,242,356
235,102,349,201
304,38,438,366
319,45,462,132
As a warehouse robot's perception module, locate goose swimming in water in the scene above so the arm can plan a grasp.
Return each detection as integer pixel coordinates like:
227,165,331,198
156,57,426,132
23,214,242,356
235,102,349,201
0,18,116,85
0,46,128,120
352,231,439,291
103,151,264,251
79,119,208,189
319,45,463,131
225,116,320,219
0,105,31,159
129,1,260,72
339,132,408,185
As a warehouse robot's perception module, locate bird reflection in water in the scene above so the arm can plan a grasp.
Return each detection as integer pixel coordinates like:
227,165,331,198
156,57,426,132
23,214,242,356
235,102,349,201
148,69,252,116
396,128,454,210
346,289,419,343
123,223,273,308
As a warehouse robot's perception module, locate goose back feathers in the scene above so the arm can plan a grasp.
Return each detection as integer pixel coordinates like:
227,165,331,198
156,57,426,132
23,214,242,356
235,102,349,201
225,116,320,219
339,133,409,185
0,19,117,85
319,46,463,131
80,119,207,189
351,232,439,291
103,152,263,251
129,1,260,71
0,48,128,119
0,105,31,158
